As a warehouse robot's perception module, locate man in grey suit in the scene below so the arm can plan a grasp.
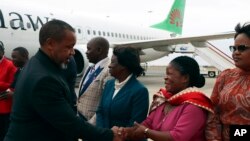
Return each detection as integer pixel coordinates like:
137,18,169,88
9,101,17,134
4,20,121,141
77,37,111,125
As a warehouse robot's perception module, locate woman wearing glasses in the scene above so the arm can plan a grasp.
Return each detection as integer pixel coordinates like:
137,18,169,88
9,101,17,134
206,22,250,141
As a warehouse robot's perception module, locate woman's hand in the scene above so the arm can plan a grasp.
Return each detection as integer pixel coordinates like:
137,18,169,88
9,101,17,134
127,122,147,140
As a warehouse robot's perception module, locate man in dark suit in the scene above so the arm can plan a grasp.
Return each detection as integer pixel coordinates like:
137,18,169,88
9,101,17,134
61,56,77,113
4,19,121,141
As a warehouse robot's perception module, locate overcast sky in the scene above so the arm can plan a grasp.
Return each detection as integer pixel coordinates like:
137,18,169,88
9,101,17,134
3,0,250,65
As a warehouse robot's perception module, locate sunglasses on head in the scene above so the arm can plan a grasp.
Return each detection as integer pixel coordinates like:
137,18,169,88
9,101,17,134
229,45,250,52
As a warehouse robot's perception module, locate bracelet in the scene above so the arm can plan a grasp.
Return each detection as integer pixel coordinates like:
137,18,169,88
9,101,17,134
144,128,149,138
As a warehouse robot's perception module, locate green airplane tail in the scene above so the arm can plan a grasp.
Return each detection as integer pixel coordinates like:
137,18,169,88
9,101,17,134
151,0,186,35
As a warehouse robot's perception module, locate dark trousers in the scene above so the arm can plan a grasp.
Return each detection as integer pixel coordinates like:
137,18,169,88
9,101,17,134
0,114,10,141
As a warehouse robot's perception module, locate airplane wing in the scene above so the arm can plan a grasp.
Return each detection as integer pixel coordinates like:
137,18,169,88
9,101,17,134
111,32,235,49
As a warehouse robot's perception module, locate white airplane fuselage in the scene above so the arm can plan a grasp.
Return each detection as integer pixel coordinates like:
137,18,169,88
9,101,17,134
0,5,173,75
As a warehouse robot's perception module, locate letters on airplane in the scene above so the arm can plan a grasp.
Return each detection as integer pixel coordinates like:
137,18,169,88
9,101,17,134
0,9,51,31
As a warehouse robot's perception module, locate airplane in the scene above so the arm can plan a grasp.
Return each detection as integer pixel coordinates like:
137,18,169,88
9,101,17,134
0,0,235,76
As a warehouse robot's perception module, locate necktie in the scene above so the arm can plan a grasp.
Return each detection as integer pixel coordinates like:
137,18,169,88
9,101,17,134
86,65,95,81
79,66,96,96
81,66,94,88
89,66,95,75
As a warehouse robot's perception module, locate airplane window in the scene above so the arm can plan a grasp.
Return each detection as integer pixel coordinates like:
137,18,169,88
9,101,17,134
126,34,129,39
122,34,125,38
130,35,132,39
103,32,106,36
115,33,118,37
87,30,91,35
111,32,114,37
137,36,139,40
107,32,110,36
98,31,101,36
119,33,121,38
78,29,81,34
93,30,96,35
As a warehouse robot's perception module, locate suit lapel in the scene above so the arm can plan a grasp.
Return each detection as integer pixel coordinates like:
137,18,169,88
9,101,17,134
112,75,135,101
79,67,104,96
78,59,110,97
79,67,91,92
107,81,115,108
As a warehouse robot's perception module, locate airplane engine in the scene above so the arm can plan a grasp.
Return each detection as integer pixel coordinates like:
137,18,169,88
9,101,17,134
73,45,89,76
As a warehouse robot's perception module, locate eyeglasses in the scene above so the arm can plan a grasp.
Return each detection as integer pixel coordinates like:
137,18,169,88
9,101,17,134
229,45,250,52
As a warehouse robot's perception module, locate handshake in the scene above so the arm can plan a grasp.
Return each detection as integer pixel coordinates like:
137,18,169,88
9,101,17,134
112,122,148,141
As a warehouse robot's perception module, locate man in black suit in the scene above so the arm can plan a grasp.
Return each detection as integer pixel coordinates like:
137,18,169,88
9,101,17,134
4,19,121,141
61,56,78,113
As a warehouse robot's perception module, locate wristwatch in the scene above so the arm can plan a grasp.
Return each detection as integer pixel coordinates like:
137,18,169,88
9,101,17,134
144,128,149,138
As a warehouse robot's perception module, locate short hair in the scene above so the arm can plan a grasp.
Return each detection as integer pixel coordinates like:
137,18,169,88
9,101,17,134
0,41,4,52
170,56,205,88
113,47,143,77
39,19,75,46
88,37,109,56
234,22,250,39
89,37,109,50
13,46,29,59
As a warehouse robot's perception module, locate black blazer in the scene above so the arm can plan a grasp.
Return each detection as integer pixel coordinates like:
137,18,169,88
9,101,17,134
4,50,113,141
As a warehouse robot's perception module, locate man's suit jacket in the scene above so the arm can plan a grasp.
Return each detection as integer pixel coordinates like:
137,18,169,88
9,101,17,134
4,50,113,141
77,58,111,122
96,75,149,128
61,56,77,113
